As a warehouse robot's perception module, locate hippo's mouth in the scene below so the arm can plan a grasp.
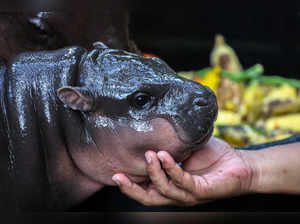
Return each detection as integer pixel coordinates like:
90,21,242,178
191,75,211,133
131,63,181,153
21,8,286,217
134,116,216,164
170,125,214,163
192,125,214,146
161,114,215,152
146,116,215,164
153,113,215,145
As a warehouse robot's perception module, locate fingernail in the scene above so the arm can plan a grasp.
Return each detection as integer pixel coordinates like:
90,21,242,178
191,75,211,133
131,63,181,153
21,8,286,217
145,152,152,164
112,175,121,186
157,151,165,162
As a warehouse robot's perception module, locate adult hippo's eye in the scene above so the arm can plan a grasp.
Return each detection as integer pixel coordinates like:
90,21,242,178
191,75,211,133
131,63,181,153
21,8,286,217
132,92,152,109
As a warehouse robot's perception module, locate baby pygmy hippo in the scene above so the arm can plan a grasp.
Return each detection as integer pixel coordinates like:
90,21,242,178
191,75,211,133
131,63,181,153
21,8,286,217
0,42,218,211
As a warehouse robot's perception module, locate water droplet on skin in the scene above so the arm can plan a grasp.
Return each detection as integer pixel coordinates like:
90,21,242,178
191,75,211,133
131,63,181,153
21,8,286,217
94,116,115,129
129,120,153,132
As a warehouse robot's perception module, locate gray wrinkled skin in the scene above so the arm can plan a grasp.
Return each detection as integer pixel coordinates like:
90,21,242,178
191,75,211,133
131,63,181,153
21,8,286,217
0,43,217,211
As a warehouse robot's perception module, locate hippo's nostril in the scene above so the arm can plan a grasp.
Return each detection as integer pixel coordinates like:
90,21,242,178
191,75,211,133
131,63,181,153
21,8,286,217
193,97,208,107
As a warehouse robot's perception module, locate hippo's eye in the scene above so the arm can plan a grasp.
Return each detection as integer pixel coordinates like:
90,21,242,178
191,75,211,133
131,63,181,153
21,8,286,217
132,92,152,109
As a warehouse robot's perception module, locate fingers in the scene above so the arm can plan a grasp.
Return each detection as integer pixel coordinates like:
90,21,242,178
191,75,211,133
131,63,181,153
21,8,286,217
157,151,196,192
145,151,170,193
113,151,213,207
112,173,174,206
156,151,213,202
145,151,203,205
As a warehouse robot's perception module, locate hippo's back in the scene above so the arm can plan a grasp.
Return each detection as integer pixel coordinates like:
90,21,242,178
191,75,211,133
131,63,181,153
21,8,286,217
0,60,16,210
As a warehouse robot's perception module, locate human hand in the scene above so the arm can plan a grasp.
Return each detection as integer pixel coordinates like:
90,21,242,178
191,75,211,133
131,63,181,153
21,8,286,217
112,137,253,206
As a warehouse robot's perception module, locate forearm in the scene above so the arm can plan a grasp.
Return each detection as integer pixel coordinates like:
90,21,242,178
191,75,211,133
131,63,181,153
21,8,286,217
240,143,300,194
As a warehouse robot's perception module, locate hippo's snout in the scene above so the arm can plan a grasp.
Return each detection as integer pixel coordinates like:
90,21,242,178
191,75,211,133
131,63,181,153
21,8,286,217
172,81,218,146
192,89,218,119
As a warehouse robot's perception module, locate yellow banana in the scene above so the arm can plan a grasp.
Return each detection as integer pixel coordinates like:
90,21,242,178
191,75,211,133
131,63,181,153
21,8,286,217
262,84,298,116
215,110,242,126
265,113,300,132
210,34,243,73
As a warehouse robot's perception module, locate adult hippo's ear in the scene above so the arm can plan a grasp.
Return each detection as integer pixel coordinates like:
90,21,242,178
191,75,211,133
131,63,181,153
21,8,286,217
93,41,109,49
57,86,94,112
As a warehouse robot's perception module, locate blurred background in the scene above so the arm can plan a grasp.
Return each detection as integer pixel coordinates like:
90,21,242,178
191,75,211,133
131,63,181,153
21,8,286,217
130,1,300,77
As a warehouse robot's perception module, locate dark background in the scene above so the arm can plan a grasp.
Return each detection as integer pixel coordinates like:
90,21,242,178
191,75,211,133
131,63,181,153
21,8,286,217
130,1,300,78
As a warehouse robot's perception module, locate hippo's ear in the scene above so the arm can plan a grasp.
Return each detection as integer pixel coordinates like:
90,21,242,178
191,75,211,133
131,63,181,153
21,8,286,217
57,86,94,112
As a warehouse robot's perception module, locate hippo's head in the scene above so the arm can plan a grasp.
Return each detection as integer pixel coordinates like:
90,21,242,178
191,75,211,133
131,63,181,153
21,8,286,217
57,42,218,185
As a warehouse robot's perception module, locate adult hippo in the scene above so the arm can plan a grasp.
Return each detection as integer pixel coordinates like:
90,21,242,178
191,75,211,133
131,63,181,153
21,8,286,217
0,42,218,211
0,1,140,62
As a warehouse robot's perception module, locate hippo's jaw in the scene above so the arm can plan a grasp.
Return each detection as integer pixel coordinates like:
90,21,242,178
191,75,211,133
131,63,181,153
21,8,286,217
109,116,215,183
68,115,215,186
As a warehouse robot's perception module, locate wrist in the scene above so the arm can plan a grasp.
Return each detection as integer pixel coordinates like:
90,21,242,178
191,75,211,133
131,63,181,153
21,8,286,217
237,149,262,194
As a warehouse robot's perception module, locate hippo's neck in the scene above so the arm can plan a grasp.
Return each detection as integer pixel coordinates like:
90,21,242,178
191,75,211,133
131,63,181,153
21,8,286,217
29,81,105,210
2,51,104,211
51,108,106,209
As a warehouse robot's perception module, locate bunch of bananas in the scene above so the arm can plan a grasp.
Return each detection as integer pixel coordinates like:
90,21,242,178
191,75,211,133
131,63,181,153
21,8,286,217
178,34,300,146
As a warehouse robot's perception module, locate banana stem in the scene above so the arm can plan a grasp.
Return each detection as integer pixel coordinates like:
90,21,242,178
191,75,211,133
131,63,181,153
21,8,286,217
257,76,300,88
220,64,264,82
